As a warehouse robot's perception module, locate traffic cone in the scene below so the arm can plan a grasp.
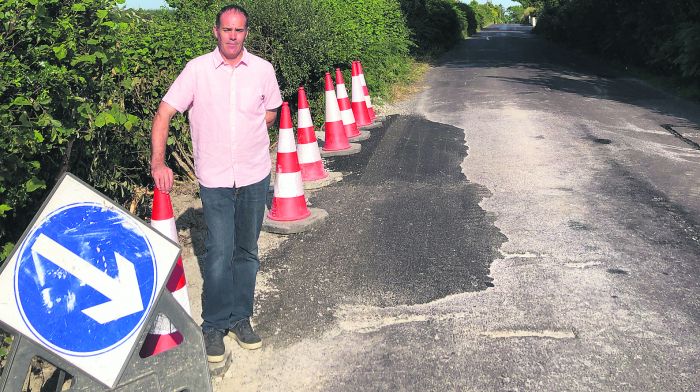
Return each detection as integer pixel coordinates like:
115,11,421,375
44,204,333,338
268,102,312,221
296,87,328,182
139,189,191,358
356,61,376,121
323,72,351,151
335,68,360,138
351,61,372,127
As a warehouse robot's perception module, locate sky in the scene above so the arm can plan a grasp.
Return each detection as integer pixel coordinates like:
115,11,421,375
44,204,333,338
122,0,521,10
122,0,168,9
483,0,520,7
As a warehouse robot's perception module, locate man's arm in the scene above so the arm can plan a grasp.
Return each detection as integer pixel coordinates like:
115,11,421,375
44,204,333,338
265,107,279,128
150,101,178,193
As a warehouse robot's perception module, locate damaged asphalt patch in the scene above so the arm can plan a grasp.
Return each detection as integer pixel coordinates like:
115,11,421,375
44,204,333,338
256,115,506,345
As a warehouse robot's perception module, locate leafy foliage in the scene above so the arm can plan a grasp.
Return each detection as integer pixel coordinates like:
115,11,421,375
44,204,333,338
505,5,526,24
0,332,11,357
529,0,700,89
0,0,136,260
399,0,466,57
468,0,506,31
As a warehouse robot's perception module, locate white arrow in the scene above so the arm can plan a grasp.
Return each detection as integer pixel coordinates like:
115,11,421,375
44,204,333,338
31,233,144,324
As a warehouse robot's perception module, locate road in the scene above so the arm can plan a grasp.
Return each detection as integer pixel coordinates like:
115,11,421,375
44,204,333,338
217,24,700,391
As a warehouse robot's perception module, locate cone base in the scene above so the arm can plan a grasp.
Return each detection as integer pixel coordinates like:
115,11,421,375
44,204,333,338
344,123,360,138
263,207,329,235
360,121,383,130
349,130,371,142
139,331,184,358
320,142,362,157
300,162,329,182
268,195,311,221
322,145,352,152
304,171,342,190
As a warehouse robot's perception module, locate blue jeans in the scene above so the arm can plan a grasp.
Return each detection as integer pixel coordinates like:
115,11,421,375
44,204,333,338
199,174,270,331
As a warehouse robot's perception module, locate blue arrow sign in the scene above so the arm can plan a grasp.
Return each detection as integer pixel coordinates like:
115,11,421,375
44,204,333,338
14,202,158,356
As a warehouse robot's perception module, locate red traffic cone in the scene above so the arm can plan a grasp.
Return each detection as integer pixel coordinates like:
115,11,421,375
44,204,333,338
323,72,351,151
357,61,376,121
140,189,191,358
269,102,312,221
335,68,360,138
351,61,372,126
296,87,328,181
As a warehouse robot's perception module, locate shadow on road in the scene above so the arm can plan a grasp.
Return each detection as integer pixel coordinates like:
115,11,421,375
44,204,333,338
439,25,700,129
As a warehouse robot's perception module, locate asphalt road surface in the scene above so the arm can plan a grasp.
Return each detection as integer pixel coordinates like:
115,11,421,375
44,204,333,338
218,24,700,391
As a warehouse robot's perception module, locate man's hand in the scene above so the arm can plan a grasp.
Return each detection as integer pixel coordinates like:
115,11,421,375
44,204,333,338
151,161,174,193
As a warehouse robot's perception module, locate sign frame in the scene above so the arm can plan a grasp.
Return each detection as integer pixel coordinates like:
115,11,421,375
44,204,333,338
0,173,181,388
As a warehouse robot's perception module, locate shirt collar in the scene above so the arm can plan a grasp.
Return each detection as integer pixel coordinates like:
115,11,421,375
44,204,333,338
212,47,250,69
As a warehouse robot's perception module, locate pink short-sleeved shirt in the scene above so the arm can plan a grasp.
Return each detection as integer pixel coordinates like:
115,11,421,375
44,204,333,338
163,47,282,188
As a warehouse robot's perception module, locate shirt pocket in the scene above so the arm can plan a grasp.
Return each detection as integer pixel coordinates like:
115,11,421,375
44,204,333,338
237,87,265,114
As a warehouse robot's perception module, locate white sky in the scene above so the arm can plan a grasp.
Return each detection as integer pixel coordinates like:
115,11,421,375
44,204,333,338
483,0,520,7
121,0,168,9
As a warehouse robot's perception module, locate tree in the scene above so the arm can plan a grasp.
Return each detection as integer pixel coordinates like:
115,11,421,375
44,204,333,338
506,5,526,23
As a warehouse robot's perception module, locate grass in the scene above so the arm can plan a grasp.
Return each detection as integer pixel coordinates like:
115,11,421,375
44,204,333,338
387,60,431,103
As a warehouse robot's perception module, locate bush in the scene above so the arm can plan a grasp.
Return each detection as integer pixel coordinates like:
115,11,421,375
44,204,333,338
535,0,700,90
399,0,468,57
455,2,479,36
0,0,137,260
468,0,506,31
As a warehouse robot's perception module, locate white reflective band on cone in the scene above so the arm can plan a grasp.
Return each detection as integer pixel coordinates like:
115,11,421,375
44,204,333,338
324,91,342,121
151,313,177,334
297,143,323,164
351,76,364,102
277,128,296,153
340,108,355,124
274,172,305,198
172,288,192,314
298,108,313,128
336,85,349,99
151,218,177,241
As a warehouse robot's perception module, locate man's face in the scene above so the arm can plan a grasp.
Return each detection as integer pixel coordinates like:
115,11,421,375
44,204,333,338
213,11,248,64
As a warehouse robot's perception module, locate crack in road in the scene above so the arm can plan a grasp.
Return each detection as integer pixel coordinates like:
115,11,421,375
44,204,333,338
661,124,700,150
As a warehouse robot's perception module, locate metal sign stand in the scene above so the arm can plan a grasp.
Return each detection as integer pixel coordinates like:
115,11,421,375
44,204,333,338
1,291,212,392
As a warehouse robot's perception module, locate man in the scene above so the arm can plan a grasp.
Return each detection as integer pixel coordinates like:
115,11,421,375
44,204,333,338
150,4,282,363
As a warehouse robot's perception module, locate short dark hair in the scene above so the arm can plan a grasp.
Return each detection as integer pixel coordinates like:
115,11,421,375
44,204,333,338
216,4,249,28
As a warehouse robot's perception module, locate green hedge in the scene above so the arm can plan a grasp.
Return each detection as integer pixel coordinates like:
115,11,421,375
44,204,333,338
534,0,700,87
467,0,506,32
400,0,469,57
0,0,139,258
